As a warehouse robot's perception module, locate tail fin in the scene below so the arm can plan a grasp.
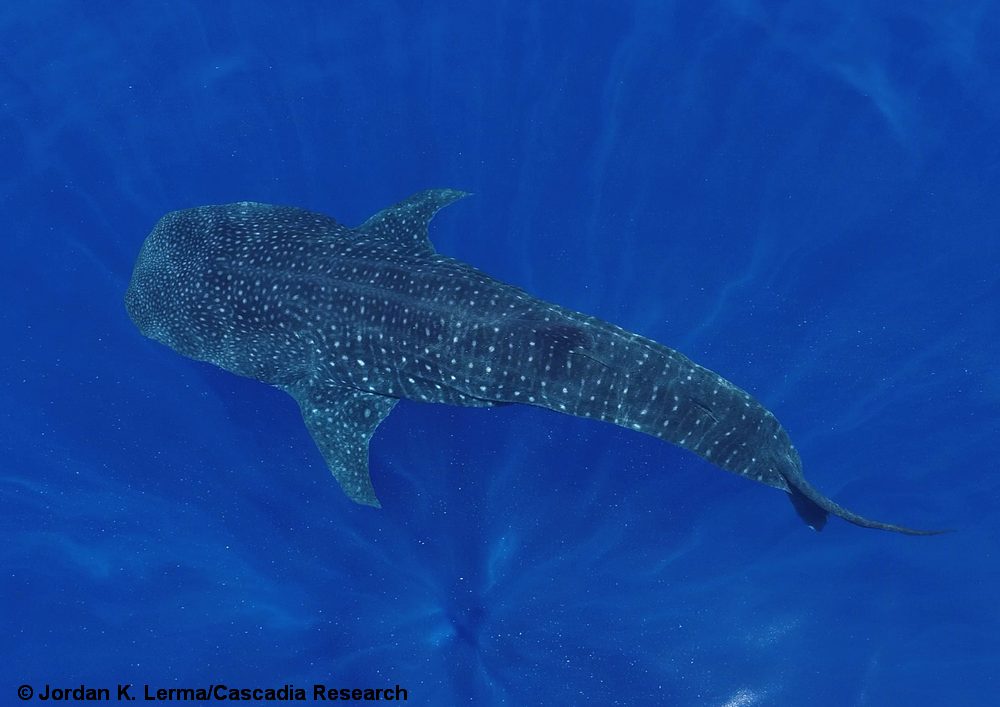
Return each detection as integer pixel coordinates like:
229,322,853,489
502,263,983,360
783,469,950,536
788,486,829,531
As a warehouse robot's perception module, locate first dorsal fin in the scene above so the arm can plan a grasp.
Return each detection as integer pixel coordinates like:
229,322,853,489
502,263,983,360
354,188,469,253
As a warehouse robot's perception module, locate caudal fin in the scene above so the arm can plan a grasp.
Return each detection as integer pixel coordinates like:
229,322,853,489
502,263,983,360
784,472,950,536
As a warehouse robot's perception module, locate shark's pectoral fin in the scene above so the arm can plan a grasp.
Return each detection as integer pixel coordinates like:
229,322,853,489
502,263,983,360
290,383,398,507
354,188,469,253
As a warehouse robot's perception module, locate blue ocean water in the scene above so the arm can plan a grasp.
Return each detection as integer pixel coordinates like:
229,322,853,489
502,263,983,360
2,2,998,705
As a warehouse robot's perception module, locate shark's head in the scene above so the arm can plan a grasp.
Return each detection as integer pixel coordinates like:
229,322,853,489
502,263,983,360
125,214,172,343
125,207,216,353
125,201,339,367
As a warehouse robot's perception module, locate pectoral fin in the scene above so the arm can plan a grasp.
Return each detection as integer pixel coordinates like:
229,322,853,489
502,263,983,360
353,188,469,254
291,383,398,507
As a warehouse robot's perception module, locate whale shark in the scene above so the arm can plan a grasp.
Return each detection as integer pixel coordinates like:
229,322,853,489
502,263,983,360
125,188,943,535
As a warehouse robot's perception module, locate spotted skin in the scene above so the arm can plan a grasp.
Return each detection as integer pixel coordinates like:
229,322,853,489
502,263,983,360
125,189,943,535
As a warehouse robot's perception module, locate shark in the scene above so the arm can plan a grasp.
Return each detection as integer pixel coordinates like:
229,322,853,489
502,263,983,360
125,188,943,535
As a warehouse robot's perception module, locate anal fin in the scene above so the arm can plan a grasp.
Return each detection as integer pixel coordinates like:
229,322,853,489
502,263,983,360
291,383,398,507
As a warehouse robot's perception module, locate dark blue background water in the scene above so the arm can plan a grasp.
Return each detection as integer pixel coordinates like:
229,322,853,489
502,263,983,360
3,2,998,705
